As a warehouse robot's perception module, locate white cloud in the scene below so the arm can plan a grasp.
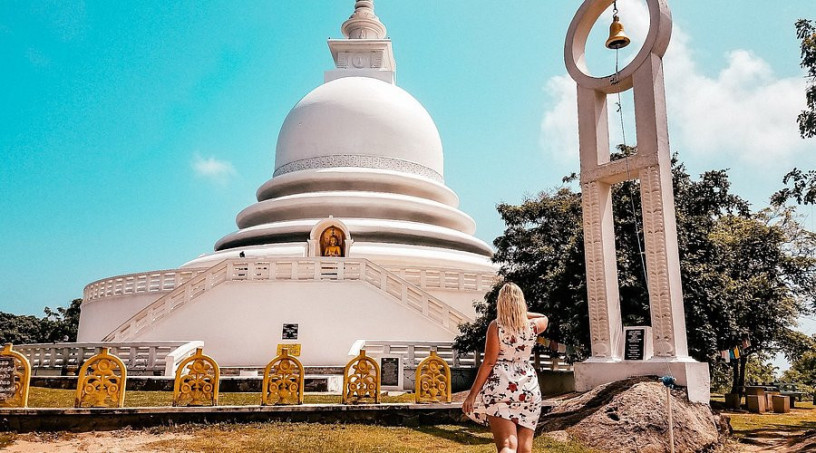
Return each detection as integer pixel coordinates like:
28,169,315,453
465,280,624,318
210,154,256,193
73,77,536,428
541,75,580,165
541,2,809,195
192,154,236,184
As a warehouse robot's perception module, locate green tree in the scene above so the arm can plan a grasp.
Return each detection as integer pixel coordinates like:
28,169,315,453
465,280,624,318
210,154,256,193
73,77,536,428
0,299,83,344
456,152,816,396
773,19,816,206
0,312,48,344
779,334,816,396
41,298,83,342
796,19,816,138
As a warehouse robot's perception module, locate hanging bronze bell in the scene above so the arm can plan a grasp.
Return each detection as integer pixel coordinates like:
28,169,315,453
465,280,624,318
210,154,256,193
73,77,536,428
605,15,631,50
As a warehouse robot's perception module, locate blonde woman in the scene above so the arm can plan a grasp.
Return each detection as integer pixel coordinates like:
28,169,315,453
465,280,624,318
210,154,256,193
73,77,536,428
463,283,549,453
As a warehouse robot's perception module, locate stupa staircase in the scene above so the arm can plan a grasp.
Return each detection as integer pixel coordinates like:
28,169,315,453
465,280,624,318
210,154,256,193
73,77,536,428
102,258,477,342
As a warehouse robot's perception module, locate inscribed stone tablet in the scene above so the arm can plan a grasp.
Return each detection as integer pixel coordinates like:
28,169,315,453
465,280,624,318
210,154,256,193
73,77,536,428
0,356,15,401
380,357,400,387
625,328,645,361
282,323,298,340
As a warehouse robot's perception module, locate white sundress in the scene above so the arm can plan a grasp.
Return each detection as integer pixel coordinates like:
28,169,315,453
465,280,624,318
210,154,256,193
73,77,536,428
466,320,543,430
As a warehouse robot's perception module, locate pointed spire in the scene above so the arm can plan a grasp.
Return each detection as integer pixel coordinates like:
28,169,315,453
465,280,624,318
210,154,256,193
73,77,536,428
326,0,395,84
341,0,387,39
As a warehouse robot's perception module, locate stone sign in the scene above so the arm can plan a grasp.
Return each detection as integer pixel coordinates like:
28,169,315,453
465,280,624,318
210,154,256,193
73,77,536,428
380,357,400,387
0,356,16,402
282,323,298,340
625,328,645,361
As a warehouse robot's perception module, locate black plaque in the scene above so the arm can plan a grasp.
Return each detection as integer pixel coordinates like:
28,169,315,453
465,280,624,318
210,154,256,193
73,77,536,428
0,356,15,402
625,328,645,361
380,357,400,387
282,323,298,340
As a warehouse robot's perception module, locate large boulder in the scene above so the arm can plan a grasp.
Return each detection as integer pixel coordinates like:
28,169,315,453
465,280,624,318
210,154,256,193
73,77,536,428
538,377,726,453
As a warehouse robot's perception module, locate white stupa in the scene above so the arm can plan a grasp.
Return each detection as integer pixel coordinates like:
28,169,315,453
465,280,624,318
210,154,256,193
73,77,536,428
77,1,497,366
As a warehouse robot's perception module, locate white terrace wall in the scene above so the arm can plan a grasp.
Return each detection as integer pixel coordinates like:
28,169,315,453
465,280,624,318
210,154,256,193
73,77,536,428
119,280,458,367
78,293,165,342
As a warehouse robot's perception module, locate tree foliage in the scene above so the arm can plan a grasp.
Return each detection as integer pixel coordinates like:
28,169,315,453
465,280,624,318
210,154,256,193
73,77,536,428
773,19,816,206
797,19,816,139
456,151,816,394
0,299,82,344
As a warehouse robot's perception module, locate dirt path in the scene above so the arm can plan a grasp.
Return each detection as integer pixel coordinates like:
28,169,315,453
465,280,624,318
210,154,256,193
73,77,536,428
3,431,191,453
737,429,816,452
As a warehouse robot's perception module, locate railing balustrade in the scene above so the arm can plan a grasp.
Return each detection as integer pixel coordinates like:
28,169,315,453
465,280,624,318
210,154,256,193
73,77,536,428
14,341,201,376
356,340,573,371
386,266,498,292
85,264,497,304
83,269,208,302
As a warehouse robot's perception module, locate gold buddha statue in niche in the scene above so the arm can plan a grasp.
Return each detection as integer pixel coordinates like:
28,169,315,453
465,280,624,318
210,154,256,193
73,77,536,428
320,227,344,257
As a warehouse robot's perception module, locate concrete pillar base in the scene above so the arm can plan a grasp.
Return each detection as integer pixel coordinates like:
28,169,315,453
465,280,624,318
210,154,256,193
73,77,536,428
574,358,710,403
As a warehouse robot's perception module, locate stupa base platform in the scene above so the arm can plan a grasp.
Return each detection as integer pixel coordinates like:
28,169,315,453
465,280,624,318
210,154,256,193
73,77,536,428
574,358,710,403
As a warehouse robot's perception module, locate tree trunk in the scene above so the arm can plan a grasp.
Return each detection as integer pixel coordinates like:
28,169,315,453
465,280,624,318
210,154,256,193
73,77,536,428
738,355,748,398
730,359,740,395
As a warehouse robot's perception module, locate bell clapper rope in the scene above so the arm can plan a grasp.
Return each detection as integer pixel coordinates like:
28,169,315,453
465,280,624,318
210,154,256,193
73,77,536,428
606,2,647,291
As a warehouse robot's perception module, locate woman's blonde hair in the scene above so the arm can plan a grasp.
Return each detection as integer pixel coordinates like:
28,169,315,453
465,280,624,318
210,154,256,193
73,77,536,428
496,282,528,331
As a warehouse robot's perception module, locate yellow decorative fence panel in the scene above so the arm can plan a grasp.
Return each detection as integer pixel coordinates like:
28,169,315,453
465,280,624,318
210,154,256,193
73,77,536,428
342,349,380,404
0,343,31,408
173,347,219,406
262,348,304,405
74,347,127,408
415,350,451,403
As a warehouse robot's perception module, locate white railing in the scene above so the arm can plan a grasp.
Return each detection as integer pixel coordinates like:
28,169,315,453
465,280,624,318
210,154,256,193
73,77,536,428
83,268,209,302
356,340,573,371
85,265,496,304
14,341,202,376
384,267,499,292
104,258,473,342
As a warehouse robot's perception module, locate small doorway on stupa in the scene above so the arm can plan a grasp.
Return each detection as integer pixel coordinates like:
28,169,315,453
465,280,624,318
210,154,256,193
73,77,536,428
320,226,345,257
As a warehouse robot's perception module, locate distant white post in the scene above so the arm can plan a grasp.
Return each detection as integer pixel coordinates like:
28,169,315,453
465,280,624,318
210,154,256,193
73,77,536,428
564,0,710,403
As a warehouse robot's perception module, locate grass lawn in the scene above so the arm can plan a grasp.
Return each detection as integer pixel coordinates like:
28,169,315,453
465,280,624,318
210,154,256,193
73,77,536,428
144,423,594,453
726,401,816,435
26,386,415,407
712,393,816,449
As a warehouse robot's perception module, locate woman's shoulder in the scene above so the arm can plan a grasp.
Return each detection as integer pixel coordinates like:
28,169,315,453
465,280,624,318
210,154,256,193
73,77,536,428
530,316,549,335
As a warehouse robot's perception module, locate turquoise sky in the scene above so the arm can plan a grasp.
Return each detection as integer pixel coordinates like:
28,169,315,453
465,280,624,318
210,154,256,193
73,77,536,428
1,0,814,347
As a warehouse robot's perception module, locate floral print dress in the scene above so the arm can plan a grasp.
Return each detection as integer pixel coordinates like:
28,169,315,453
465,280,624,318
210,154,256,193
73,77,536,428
466,320,542,430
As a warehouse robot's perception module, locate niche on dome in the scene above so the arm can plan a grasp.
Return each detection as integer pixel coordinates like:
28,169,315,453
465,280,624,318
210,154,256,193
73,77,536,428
308,218,353,258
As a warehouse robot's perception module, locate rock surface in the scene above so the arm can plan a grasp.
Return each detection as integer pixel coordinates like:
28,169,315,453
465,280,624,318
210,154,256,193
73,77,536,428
538,377,726,453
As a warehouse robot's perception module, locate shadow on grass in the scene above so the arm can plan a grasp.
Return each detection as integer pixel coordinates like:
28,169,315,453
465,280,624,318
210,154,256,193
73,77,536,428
738,420,816,437
411,425,494,446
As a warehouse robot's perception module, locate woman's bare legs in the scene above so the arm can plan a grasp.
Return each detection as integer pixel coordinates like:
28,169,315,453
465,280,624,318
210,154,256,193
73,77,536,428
516,425,534,453
487,415,518,453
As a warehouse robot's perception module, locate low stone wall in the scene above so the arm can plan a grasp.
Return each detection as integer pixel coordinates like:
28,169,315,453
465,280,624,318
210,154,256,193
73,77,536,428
30,376,336,392
0,404,465,433
539,370,576,395
31,369,574,395
443,368,575,396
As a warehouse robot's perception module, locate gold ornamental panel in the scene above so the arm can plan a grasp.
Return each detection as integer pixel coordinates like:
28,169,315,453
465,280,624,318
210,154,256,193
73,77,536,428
415,350,451,403
0,343,31,408
262,348,304,405
342,349,380,404
74,347,127,408
276,343,301,357
173,347,220,407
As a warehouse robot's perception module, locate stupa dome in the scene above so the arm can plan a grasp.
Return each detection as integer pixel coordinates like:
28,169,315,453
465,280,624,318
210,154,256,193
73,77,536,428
274,76,444,182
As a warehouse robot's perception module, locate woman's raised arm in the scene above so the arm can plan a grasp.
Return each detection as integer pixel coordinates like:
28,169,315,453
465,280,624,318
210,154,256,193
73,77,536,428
528,313,549,334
